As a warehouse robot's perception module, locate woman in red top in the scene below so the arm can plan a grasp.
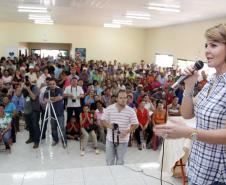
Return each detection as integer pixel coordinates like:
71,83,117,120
135,101,153,150
80,105,99,156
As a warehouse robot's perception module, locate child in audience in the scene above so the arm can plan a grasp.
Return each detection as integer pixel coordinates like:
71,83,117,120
66,116,80,140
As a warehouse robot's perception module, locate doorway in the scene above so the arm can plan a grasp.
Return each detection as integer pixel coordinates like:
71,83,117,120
19,42,72,59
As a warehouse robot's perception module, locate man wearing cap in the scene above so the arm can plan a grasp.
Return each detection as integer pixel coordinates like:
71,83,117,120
64,77,84,124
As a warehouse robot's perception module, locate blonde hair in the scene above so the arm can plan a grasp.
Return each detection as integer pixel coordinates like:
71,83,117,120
205,23,226,43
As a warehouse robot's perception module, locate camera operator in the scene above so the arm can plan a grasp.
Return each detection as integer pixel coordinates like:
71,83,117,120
44,78,67,147
63,77,84,124
39,77,51,139
22,80,40,149
101,89,139,165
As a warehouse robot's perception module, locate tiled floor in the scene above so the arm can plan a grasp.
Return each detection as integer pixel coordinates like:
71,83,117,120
0,127,182,185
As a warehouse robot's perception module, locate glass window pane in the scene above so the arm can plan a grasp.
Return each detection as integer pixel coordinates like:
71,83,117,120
155,54,174,67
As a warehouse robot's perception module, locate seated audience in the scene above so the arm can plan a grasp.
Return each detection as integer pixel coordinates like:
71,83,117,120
0,54,214,157
66,116,80,140
135,101,153,150
80,105,99,156
94,101,106,144
11,87,24,132
168,96,181,116
0,104,12,150
152,100,167,125
2,96,17,143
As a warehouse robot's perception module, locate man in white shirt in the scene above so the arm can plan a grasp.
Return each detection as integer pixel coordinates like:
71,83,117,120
26,65,37,85
64,77,84,124
101,89,138,165
37,68,51,89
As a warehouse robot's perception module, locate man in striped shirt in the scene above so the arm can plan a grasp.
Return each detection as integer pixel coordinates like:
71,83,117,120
101,89,138,165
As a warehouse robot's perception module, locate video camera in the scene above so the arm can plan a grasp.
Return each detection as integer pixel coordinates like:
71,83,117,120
113,123,119,130
112,123,120,147
46,87,55,98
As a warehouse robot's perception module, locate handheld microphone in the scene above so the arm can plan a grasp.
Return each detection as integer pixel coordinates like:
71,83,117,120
171,60,204,89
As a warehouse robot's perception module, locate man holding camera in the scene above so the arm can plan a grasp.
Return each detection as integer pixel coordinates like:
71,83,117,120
101,89,138,165
63,77,84,124
22,81,40,149
44,78,67,147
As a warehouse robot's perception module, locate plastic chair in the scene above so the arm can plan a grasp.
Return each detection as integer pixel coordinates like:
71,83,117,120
173,159,187,185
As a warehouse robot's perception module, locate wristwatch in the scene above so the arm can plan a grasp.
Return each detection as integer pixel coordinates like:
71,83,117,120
190,129,198,141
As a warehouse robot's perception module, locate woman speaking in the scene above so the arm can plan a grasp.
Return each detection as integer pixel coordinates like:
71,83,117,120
154,23,226,185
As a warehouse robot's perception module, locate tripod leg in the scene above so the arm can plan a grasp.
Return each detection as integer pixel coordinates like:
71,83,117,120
50,102,67,148
39,103,49,147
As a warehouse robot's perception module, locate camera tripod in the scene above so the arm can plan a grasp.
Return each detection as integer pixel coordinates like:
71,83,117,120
39,91,67,149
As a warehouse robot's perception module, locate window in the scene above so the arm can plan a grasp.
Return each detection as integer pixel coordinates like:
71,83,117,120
202,63,216,76
31,49,41,56
59,50,69,57
31,49,69,59
178,59,216,76
177,59,195,70
155,54,173,67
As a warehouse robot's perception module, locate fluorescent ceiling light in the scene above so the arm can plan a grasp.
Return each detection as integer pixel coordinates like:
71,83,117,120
112,19,132,23
18,6,47,10
34,22,54,25
29,14,51,18
29,17,52,20
113,22,132,25
34,20,53,23
112,19,132,25
125,15,151,20
125,11,151,20
126,11,150,17
40,0,56,6
149,3,180,9
104,23,121,28
18,9,48,13
148,6,180,12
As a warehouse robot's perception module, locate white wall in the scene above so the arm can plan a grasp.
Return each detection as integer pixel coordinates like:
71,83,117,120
0,22,147,63
1,16,226,65
145,17,226,64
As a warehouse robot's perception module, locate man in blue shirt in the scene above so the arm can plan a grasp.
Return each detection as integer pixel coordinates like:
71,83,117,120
44,78,67,148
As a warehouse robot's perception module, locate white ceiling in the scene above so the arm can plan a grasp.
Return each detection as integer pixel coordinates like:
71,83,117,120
0,0,226,28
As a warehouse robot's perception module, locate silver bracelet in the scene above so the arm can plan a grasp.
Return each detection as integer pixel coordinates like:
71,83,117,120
183,91,194,97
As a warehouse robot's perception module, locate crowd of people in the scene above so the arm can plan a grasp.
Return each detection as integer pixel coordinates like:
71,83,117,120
0,55,208,154
1,23,225,185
